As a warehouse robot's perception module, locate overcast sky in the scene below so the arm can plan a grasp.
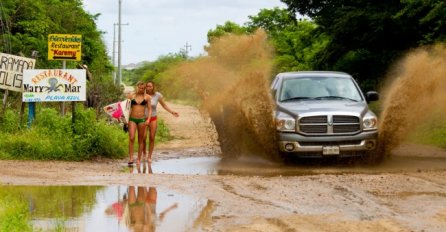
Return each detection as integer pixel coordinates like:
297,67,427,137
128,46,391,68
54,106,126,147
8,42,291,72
82,0,286,65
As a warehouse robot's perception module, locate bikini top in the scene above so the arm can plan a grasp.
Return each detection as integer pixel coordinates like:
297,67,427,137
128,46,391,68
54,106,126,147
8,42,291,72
131,98,147,106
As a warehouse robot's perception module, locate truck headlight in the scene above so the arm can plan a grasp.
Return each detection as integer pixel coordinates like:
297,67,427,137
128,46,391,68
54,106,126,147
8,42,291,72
276,117,296,131
363,117,378,130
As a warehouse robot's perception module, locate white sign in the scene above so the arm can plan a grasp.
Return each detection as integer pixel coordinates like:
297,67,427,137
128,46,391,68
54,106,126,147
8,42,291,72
0,53,36,92
22,69,86,102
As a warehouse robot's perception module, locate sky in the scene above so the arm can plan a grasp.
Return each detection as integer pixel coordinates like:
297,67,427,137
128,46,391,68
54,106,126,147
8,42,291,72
82,0,286,65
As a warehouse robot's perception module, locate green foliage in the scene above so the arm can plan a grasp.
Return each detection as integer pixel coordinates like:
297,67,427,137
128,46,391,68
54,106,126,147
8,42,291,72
0,106,127,160
207,21,248,43
280,0,446,89
0,186,102,231
0,109,20,133
409,111,446,149
0,0,121,113
0,194,32,232
124,53,185,86
156,118,172,142
206,8,329,76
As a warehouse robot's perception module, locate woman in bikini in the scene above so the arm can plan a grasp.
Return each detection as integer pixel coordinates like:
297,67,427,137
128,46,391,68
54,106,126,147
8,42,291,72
143,81,179,163
128,81,152,166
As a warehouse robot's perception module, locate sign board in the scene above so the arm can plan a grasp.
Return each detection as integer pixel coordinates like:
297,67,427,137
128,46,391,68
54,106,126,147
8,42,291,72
22,69,86,102
48,34,82,61
0,53,36,92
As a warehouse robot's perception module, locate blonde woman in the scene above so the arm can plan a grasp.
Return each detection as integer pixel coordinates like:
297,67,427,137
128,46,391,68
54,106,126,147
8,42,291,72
127,81,152,166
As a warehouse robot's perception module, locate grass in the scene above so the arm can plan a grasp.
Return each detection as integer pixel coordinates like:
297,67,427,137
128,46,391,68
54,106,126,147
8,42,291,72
408,114,446,149
0,194,32,232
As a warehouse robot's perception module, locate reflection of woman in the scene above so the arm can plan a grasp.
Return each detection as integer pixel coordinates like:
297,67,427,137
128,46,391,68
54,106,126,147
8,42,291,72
122,185,178,231
127,81,152,166
127,186,151,231
143,81,179,163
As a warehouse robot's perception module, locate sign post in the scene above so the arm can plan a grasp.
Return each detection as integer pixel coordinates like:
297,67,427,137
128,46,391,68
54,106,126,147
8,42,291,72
0,53,36,116
47,34,82,120
48,34,82,61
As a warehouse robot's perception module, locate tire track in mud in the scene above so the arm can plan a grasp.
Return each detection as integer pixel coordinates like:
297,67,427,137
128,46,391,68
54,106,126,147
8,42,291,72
216,178,298,213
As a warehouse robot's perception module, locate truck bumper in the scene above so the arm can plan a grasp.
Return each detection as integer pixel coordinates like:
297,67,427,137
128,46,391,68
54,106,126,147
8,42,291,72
277,130,378,157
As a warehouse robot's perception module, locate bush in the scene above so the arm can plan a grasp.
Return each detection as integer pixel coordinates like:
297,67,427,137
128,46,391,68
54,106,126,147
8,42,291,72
0,194,32,232
156,118,172,142
0,109,20,133
0,106,128,161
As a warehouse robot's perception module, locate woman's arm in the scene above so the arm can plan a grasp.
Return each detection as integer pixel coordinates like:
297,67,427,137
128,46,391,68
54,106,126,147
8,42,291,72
159,98,179,117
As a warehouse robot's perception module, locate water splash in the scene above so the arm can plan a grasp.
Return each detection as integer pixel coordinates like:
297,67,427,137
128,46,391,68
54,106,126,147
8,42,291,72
166,30,278,160
378,44,446,156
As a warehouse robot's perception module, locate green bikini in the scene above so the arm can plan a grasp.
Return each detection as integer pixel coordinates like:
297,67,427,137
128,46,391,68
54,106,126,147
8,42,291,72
129,98,148,124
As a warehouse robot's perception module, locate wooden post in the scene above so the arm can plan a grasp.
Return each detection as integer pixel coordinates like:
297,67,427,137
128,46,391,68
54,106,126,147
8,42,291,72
27,102,35,128
25,51,39,128
60,60,66,116
1,89,8,113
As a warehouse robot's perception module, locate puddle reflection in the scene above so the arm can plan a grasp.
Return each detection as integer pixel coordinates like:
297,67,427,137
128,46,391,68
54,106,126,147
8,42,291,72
0,185,208,232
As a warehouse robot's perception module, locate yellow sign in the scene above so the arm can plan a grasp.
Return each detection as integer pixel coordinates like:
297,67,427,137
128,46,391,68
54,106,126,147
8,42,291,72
48,34,82,61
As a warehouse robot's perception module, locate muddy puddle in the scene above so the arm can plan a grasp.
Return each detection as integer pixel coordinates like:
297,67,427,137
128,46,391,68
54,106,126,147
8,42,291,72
0,185,209,232
129,154,446,177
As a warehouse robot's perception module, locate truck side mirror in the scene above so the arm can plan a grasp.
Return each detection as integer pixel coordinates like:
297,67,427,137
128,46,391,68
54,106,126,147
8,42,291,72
366,91,379,102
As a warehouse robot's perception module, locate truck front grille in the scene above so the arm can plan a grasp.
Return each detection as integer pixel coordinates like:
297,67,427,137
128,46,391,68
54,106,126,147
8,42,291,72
299,115,361,135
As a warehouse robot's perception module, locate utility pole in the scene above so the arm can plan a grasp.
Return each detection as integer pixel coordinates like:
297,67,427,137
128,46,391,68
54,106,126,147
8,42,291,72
117,0,122,86
113,22,128,84
184,42,192,58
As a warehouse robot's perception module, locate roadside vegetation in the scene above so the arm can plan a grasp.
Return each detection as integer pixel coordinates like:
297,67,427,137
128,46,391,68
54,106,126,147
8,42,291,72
0,186,103,231
1,0,446,162
0,107,127,160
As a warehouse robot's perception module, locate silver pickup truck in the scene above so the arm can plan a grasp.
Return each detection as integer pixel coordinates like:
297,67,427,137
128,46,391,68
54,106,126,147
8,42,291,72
271,71,379,158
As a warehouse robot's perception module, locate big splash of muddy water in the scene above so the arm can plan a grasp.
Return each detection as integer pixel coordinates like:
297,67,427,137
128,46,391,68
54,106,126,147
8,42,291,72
378,44,446,157
167,30,278,160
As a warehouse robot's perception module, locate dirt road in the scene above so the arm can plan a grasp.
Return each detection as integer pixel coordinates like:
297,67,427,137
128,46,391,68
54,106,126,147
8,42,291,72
1,103,446,231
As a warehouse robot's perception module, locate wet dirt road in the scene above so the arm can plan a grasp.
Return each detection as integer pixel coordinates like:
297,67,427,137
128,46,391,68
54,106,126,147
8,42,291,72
1,103,446,231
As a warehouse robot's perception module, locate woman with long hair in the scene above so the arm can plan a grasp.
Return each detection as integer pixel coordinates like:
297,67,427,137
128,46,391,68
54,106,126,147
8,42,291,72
143,81,179,163
127,81,152,166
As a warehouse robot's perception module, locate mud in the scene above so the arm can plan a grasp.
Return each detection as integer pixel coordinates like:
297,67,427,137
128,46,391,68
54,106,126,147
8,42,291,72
379,44,446,155
167,30,278,160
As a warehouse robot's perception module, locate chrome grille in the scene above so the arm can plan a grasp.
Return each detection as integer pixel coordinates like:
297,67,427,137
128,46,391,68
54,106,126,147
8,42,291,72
299,115,361,135
300,116,327,124
333,115,359,123
333,124,360,133
300,125,327,133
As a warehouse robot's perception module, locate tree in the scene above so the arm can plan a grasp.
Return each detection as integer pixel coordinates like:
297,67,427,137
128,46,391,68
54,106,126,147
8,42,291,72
0,0,120,111
207,21,248,44
280,0,446,90
246,8,329,73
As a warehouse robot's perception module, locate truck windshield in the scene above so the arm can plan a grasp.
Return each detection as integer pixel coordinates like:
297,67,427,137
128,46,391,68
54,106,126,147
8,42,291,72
279,76,363,102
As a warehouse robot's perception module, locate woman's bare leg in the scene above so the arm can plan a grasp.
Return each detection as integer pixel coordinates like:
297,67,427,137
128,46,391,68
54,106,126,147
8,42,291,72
142,124,148,161
136,122,147,165
148,120,158,162
128,122,137,164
